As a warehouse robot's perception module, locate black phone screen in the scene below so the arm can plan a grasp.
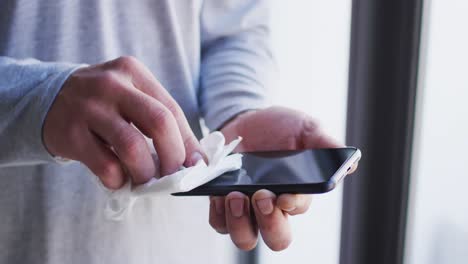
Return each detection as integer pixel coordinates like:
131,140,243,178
173,147,358,196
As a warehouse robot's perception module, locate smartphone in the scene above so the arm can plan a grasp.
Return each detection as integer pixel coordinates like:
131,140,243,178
172,147,361,196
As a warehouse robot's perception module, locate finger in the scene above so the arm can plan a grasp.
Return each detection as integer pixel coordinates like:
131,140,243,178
252,189,292,251
109,56,204,166
77,131,126,189
301,119,344,148
90,113,156,185
209,196,228,234
225,192,258,251
118,89,185,175
132,70,204,167
348,162,359,175
276,194,312,216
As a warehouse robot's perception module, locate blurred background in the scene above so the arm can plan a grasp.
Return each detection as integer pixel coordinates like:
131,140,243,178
228,0,467,263
261,1,350,263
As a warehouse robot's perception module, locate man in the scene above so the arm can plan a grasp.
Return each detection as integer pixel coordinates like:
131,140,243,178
0,1,345,263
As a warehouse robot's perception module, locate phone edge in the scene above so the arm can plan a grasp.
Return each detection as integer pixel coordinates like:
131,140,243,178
329,148,362,187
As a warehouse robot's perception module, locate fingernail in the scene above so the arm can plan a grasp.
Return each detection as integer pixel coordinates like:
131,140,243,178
229,198,244,218
282,206,296,212
214,198,224,215
256,198,274,215
188,151,203,167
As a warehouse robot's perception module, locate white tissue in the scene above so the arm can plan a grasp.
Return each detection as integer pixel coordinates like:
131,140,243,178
98,131,243,221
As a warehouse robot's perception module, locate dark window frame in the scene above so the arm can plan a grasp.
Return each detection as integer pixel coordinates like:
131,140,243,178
340,1,424,264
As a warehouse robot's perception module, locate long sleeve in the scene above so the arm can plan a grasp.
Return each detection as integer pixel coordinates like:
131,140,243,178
199,0,276,130
0,57,82,167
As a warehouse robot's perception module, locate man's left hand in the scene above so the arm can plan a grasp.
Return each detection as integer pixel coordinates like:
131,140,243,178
209,106,351,251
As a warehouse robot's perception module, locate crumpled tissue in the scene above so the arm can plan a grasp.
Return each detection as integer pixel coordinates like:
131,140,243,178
96,131,243,221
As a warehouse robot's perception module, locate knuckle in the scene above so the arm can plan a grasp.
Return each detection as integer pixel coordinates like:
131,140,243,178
164,100,183,117
301,118,321,137
93,72,127,97
112,56,139,72
116,129,145,160
96,71,118,87
120,55,139,65
149,106,173,129
299,117,322,149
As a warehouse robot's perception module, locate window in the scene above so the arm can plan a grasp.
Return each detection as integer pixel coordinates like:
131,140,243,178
258,1,352,263
405,1,468,263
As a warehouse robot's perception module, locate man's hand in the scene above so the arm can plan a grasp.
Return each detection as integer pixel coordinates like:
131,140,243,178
209,106,353,251
43,56,204,189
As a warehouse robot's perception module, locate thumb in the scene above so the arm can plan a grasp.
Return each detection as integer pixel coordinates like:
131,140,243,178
301,120,344,149
183,135,206,167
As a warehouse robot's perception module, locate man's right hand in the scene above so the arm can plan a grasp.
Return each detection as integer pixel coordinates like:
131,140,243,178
43,56,203,189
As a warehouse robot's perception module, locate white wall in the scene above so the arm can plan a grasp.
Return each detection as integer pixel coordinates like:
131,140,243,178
260,1,351,263
405,1,468,263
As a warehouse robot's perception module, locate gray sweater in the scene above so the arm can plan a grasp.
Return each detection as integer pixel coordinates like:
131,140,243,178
0,1,273,263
